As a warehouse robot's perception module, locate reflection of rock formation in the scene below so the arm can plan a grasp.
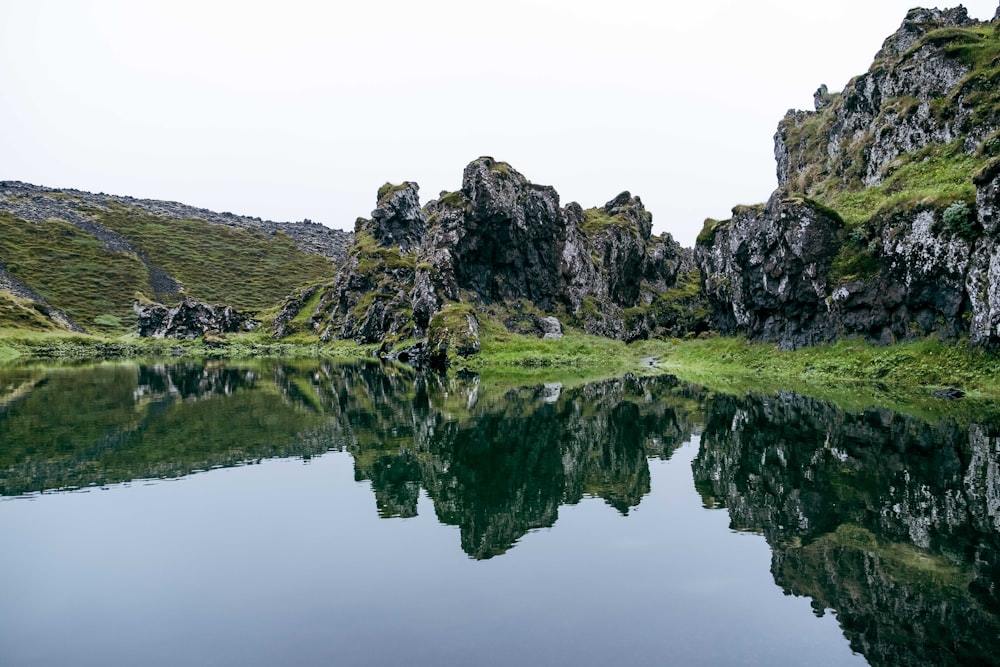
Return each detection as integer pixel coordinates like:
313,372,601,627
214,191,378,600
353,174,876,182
0,363,331,495
693,392,1000,667
136,363,260,400
1,362,702,555
304,370,703,559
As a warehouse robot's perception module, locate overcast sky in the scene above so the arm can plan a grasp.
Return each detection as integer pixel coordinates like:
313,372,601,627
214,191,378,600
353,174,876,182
2,1,998,246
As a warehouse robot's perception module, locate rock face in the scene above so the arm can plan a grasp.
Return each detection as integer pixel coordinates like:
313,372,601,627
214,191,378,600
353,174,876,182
968,160,1000,348
279,156,699,362
774,7,988,193
698,7,1000,349
134,298,258,339
698,196,843,349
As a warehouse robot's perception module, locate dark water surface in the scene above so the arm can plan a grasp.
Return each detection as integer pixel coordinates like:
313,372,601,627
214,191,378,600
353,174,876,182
1,361,998,666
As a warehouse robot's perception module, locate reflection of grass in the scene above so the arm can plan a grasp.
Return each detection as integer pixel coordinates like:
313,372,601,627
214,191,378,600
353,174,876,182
823,524,970,591
0,362,331,495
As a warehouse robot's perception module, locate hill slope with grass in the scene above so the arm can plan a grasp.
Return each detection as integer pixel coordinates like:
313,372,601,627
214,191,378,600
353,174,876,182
0,182,350,336
696,5,1000,351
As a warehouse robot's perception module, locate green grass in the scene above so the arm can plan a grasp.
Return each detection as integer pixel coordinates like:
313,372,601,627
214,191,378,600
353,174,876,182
0,292,63,333
0,213,149,334
96,206,335,310
462,322,654,384
817,140,987,228
652,336,1000,417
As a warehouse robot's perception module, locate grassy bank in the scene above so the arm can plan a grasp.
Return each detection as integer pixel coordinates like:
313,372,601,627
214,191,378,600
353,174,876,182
647,336,1000,418
4,328,999,408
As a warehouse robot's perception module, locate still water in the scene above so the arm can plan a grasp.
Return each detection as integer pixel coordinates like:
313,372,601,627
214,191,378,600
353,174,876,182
1,361,998,666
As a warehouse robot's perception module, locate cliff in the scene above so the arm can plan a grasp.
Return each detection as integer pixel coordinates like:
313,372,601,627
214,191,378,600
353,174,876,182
696,6,1000,350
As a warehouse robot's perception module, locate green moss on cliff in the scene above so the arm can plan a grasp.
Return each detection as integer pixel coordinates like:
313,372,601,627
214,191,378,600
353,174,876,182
376,182,409,204
696,218,725,246
818,140,987,228
439,190,465,208
580,208,632,236
351,232,417,275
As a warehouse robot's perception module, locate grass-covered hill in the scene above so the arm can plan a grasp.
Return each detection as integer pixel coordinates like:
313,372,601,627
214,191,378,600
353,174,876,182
0,182,350,336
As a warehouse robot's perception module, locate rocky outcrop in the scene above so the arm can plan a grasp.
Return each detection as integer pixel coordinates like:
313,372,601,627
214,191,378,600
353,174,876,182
774,7,990,193
309,185,422,346
697,195,843,348
697,193,980,348
277,156,696,360
698,6,1000,349
134,298,259,339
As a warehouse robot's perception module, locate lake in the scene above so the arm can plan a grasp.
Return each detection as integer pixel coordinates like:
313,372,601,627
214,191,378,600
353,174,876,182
1,360,998,666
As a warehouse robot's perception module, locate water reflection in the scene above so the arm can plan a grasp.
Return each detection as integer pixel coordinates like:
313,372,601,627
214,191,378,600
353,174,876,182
2,360,1000,664
694,392,1000,667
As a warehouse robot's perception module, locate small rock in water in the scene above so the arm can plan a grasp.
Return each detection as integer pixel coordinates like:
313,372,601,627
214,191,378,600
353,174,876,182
932,387,965,400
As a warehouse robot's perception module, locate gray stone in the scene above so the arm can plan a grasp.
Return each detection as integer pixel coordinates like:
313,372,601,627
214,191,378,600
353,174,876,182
134,298,258,339
539,316,563,339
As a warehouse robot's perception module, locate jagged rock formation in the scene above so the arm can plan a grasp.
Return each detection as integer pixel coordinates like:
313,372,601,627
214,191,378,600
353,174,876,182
698,196,843,348
133,298,258,339
0,181,352,264
697,6,1000,349
279,156,700,362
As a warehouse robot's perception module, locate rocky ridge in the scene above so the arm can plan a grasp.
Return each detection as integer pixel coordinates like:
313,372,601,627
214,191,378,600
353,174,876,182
0,181,351,265
697,6,1000,349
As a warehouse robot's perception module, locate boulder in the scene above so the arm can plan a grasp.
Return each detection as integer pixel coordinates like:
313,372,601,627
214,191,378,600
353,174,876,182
134,298,258,339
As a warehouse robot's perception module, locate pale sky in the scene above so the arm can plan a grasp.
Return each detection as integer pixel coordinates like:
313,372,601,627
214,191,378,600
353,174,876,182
2,1,998,246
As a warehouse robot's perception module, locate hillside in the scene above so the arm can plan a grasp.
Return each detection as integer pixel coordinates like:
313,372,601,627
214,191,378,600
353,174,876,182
0,181,351,335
